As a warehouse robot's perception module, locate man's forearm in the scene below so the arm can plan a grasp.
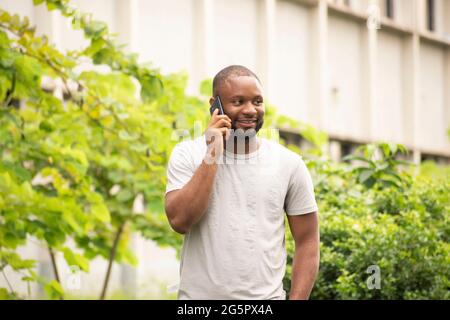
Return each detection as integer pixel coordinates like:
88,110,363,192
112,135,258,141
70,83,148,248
289,243,320,300
166,157,218,233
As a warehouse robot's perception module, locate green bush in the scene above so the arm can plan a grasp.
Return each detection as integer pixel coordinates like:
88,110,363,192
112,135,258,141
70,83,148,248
284,146,450,299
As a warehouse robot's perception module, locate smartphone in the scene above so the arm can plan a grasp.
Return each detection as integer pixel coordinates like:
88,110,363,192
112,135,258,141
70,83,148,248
209,96,224,115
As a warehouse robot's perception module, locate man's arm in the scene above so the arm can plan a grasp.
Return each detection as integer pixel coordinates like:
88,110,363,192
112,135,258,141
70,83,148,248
165,109,231,235
165,159,217,234
287,211,320,300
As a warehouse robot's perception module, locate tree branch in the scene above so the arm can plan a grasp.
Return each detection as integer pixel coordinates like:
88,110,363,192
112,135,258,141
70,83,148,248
100,221,126,300
1,268,15,294
2,70,16,108
48,246,64,300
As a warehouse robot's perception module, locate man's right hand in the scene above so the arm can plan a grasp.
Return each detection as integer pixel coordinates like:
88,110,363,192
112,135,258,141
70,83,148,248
205,108,232,163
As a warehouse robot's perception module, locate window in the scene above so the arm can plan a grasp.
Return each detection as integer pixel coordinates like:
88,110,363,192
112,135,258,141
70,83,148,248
340,141,359,158
279,130,302,148
421,153,450,165
426,0,435,31
386,0,394,19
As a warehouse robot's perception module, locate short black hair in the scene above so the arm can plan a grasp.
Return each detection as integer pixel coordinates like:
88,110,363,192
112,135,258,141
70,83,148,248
212,65,261,96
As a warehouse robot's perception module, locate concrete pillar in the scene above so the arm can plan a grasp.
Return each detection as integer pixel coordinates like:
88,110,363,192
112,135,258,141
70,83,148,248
257,0,276,98
115,0,139,53
33,3,62,50
402,34,420,148
444,47,450,147
412,0,422,151
416,0,426,32
192,0,215,90
361,0,379,142
329,140,342,162
310,0,329,131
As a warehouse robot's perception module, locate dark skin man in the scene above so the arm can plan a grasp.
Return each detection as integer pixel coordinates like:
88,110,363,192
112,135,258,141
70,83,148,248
165,73,319,300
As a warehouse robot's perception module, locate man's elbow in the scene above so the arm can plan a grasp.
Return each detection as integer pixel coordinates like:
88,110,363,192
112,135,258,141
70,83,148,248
168,215,188,235
165,204,189,234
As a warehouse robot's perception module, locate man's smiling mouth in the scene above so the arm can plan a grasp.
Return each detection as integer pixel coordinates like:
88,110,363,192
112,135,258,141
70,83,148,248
237,120,257,128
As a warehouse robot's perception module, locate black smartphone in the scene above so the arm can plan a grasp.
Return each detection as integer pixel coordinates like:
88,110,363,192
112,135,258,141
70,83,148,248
209,96,224,115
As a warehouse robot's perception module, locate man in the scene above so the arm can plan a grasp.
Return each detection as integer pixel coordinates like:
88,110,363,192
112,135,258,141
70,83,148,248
165,65,319,300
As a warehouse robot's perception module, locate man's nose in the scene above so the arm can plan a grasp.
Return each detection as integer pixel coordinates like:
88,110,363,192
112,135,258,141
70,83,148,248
242,102,258,115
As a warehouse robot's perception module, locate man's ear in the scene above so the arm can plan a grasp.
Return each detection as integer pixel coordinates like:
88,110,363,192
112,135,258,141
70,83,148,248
209,96,214,106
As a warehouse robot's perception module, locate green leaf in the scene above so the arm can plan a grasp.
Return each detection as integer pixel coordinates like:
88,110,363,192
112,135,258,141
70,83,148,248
39,120,55,132
118,130,139,141
130,143,148,152
140,74,163,102
84,20,108,38
44,280,64,300
4,253,35,270
46,2,60,11
116,188,134,203
43,230,66,247
121,249,138,267
342,155,371,164
199,79,212,96
62,247,89,272
0,161,31,182
0,288,14,300
91,203,111,223
147,197,164,214
358,169,374,184
83,37,106,57
62,210,83,235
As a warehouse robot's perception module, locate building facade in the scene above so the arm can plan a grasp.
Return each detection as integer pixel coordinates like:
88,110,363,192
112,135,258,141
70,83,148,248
1,0,449,161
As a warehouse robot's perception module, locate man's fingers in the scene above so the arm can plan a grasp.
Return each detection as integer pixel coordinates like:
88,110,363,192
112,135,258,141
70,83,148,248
214,119,231,129
206,127,229,141
205,128,223,142
209,118,231,130
224,128,231,140
215,114,232,122
219,128,230,140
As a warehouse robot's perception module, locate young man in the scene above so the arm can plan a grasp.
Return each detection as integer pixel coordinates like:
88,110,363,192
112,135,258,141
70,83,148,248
165,65,319,300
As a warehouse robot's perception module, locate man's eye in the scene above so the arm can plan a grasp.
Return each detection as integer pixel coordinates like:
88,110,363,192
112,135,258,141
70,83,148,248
232,100,242,105
254,100,263,106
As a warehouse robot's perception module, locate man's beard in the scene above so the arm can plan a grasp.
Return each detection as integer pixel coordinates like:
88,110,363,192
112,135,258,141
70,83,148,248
230,118,264,139
225,118,263,153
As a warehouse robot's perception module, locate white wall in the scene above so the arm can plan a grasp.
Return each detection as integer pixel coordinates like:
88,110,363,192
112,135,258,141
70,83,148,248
419,43,447,152
396,0,414,28
0,0,35,24
271,0,311,123
351,0,370,13
441,0,450,38
375,31,404,143
212,0,259,74
136,0,193,76
327,14,366,139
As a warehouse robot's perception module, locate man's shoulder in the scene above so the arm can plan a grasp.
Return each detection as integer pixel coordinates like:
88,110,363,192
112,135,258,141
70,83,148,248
171,135,206,165
174,135,206,151
262,138,303,165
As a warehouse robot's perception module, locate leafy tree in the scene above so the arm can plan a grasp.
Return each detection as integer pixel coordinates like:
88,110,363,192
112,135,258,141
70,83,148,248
0,0,204,299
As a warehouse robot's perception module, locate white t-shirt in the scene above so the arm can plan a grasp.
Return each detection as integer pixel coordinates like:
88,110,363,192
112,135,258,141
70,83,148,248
165,135,318,300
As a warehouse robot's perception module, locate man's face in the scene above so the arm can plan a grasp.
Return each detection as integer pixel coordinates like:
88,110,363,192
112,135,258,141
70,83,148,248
212,76,265,135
